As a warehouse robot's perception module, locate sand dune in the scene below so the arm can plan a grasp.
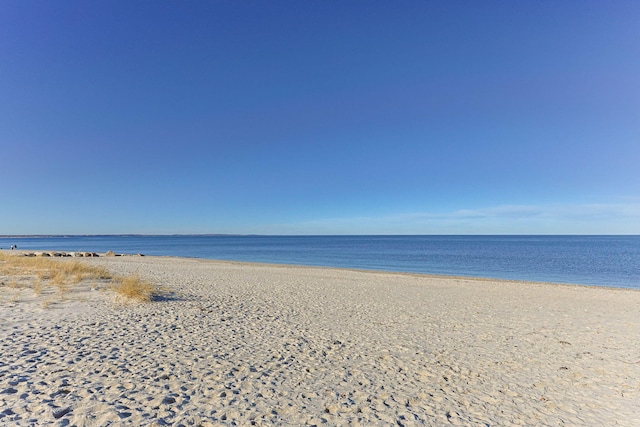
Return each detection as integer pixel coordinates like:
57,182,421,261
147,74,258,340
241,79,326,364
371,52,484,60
1,255,639,426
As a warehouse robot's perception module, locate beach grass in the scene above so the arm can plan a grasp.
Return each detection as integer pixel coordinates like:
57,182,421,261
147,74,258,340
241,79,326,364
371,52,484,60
111,274,156,302
0,252,158,303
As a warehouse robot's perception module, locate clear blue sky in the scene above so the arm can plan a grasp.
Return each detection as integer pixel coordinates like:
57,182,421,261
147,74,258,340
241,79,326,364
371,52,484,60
1,1,639,235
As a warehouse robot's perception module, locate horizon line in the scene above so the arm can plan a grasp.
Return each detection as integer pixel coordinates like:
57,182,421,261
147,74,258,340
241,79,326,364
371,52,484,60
2,233,639,238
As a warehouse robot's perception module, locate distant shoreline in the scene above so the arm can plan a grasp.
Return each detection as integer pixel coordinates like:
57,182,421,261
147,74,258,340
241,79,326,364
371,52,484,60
0,234,247,238
2,233,638,238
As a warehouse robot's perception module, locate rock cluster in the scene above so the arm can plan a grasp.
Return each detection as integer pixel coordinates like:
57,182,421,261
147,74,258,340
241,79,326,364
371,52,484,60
34,252,71,257
15,251,144,258
72,252,100,257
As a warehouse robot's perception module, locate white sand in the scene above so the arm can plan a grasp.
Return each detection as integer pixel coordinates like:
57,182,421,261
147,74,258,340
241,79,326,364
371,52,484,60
1,255,639,426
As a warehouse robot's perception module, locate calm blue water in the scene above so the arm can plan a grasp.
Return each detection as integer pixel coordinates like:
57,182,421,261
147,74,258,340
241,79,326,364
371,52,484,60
1,235,639,289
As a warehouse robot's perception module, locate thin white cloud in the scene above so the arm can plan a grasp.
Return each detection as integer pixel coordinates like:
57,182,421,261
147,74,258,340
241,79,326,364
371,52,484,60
268,200,640,234
448,203,640,221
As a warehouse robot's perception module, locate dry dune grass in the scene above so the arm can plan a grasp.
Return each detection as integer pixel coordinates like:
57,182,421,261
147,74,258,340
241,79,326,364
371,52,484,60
111,275,156,302
0,252,158,303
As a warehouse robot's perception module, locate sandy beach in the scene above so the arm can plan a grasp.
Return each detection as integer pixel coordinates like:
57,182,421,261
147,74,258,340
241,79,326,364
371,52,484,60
1,254,639,426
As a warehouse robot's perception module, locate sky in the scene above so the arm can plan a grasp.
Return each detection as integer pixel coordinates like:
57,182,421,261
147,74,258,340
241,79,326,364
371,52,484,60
1,1,639,235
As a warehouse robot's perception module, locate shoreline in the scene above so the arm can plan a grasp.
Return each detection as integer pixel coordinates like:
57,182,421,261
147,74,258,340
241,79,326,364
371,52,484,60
2,254,640,425
2,235,638,290
3,249,638,292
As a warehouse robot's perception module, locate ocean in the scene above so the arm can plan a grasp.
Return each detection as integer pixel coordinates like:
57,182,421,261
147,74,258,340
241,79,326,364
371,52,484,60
1,235,638,289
